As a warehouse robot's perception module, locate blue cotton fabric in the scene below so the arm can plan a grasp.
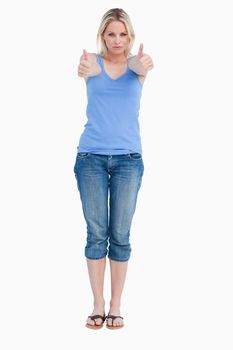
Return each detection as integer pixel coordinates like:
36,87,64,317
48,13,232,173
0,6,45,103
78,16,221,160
77,54,143,155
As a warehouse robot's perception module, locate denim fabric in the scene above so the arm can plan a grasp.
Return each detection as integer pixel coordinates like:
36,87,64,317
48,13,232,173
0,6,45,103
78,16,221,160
73,152,144,262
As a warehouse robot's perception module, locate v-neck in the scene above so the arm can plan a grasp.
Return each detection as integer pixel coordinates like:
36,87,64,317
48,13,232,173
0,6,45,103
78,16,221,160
99,55,129,81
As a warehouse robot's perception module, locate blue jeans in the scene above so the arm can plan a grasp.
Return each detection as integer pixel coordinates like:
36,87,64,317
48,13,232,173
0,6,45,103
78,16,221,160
73,152,144,262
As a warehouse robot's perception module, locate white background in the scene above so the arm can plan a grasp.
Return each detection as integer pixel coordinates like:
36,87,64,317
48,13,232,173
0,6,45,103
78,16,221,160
0,0,232,349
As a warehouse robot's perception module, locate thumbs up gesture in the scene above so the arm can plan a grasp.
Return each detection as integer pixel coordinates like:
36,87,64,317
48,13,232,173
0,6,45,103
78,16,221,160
77,49,101,78
137,43,154,73
129,43,154,76
78,49,92,78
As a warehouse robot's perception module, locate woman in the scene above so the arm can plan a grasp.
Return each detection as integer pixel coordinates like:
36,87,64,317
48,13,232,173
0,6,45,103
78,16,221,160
74,8,154,330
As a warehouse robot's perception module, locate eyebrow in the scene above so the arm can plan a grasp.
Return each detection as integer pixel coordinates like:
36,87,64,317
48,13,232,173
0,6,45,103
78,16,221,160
107,31,127,34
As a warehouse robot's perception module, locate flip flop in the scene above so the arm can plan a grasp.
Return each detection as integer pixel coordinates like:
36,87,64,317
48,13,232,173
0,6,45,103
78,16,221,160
85,314,106,329
106,314,124,329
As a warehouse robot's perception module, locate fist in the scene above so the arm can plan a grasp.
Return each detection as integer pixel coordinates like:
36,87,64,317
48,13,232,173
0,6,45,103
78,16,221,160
137,43,154,72
77,49,92,78
77,49,101,78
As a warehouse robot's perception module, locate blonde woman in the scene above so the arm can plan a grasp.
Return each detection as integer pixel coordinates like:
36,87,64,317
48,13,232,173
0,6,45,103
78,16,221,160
74,8,154,329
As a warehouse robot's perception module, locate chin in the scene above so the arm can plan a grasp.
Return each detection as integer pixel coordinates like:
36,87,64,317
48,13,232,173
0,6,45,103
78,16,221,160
111,48,124,53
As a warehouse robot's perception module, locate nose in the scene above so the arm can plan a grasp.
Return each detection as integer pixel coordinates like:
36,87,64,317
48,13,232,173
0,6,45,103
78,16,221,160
115,36,121,43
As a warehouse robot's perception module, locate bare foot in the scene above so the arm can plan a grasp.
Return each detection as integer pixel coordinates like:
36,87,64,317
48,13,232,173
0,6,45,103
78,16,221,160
107,306,124,327
86,305,105,326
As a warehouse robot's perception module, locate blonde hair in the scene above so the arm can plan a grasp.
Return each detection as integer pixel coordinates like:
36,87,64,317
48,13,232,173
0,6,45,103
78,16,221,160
96,8,135,59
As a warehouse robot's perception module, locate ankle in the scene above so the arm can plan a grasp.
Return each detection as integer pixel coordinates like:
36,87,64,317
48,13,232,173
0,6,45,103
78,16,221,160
109,300,121,309
94,297,105,308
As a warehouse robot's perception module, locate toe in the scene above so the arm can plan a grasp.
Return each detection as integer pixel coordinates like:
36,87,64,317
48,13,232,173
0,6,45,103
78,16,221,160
113,318,123,327
107,318,113,326
87,318,95,325
95,318,102,325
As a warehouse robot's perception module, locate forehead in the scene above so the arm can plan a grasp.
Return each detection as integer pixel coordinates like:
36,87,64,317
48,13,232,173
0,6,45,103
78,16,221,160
105,20,127,32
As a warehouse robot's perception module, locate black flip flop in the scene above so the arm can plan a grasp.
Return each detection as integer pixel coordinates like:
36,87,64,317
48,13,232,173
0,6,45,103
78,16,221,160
85,314,106,329
106,314,124,329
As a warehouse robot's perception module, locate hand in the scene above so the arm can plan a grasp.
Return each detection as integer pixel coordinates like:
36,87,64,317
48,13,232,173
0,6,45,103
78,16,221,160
137,43,154,72
77,49,101,78
77,49,92,78
128,43,154,76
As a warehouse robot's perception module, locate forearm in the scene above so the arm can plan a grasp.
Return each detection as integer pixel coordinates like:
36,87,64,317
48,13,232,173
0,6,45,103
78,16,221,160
89,63,102,77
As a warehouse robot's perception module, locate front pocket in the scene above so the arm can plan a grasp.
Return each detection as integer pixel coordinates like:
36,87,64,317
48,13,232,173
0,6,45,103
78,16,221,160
128,153,142,160
77,152,90,159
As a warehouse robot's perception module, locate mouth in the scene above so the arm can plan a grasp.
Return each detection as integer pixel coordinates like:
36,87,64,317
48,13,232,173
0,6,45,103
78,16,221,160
113,46,122,48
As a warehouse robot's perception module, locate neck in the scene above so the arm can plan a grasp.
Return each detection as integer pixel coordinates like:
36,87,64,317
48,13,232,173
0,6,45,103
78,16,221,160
105,52,127,63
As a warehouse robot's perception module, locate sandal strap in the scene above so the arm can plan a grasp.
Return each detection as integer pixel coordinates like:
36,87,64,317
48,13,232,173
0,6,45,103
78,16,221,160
88,314,105,321
106,315,123,320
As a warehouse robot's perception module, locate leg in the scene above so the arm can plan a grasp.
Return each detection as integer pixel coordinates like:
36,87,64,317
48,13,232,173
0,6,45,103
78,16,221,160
86,257,106,326
107,259,128,327
74,153,109,326
107,153,144,327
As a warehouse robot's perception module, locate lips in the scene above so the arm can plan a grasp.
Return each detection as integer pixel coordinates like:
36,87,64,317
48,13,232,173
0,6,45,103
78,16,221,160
113,46,122,48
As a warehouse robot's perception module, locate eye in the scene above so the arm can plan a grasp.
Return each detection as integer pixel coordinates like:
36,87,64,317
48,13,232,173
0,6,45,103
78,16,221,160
108,33,127,36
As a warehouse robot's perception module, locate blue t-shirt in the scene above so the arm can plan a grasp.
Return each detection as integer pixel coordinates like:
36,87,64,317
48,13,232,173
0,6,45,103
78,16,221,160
77,54,143,155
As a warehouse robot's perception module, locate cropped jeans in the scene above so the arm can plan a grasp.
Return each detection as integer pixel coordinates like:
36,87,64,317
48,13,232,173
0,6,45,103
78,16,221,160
73,152,144,262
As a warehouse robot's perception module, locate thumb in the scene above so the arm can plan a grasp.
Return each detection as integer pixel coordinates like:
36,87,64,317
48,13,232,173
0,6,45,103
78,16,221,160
83,49,89,61
137,43,144,58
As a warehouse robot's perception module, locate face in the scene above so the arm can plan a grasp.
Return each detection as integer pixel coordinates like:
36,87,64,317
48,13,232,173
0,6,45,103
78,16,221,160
103,20,130,56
